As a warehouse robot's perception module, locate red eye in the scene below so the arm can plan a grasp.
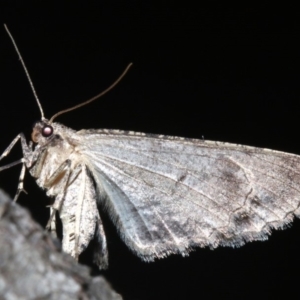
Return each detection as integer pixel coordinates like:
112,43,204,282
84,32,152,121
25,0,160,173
42,125,53,137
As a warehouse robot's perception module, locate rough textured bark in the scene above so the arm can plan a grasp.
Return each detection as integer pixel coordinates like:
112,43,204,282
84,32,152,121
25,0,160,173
0,189,122,300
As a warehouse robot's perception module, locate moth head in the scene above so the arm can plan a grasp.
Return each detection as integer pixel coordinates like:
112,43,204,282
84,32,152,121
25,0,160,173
31,120,54,143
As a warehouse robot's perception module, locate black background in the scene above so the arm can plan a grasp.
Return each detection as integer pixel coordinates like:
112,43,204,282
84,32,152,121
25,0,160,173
0,3,300,300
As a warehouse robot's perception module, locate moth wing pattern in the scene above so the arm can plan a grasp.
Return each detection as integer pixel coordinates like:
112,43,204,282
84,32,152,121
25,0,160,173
79,129,300,261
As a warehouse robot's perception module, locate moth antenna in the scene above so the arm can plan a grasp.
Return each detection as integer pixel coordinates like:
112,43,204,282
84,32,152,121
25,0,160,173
4,24,45,120
49,62,133,123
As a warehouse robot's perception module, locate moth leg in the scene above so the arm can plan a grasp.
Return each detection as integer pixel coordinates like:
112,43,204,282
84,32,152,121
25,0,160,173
13,163,27,202
0,134,24,162
0,133,35,166
29,147,48,179
44,159,71,189
0,133,35,201
15,141,60,201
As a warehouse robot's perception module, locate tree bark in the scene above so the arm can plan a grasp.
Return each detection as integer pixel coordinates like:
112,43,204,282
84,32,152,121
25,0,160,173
0,189,122,300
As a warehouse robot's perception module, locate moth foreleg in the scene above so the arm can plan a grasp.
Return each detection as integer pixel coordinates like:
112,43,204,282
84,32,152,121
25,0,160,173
13,163,27,202
0,133,34,201
0,133,34,165
44,159,71,189
0,134,24,161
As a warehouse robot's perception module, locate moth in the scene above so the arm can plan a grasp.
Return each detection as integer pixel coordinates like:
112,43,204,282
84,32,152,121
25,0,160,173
2,26,300,269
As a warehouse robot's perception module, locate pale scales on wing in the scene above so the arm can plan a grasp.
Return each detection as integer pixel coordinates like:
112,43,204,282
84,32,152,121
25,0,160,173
18,121,300,266
75,128,300,262
2,25,300,269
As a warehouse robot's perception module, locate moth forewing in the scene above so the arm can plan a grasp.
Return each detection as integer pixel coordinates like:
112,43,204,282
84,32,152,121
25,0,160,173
76,129,300,261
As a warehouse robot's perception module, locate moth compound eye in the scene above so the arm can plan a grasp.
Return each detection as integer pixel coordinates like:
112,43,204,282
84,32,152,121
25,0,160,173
42,125,53,137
